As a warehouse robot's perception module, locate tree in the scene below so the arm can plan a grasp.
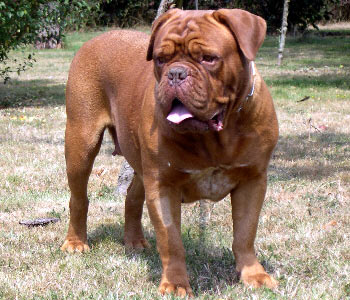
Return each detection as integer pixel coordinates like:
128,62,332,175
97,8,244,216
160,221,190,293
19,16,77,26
277,0,290,66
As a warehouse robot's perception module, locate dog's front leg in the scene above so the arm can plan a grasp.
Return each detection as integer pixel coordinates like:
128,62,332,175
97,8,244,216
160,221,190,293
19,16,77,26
144,178,193,298
230,174,278,289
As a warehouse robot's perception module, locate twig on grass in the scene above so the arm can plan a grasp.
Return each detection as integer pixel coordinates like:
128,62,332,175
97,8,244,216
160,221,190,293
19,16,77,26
19,218,60,227
307,118,321,133
304,117,321,141
297,96,310,102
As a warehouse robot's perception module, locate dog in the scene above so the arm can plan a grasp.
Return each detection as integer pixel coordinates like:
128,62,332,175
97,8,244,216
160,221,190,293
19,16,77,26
61,8,279,297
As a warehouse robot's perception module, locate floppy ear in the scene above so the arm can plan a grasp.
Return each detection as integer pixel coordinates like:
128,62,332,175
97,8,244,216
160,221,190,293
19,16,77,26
146,9,180,61
213,9,266,61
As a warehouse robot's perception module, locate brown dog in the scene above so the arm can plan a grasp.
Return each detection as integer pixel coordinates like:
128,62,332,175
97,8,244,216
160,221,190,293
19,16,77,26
62,8,279,297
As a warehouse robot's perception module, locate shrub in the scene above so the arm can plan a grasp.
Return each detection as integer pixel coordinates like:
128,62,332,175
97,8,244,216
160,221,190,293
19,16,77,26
0,0,103,83
0,0,47,82
232,0,340,32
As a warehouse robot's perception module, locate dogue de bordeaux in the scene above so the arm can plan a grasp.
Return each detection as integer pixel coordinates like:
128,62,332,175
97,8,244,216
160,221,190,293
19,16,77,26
61,8,279,297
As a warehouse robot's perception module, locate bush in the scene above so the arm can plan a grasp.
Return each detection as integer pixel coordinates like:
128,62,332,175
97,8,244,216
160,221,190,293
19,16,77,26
235,0,340,32
99,0,158,27
0,0,47,82
0,0,104,83
98,0,234,27
331,0,350,21
97,0,341,32
62,0,104,30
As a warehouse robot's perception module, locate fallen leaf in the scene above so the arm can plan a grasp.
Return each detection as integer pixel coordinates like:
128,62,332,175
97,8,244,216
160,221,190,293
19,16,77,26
94,168,106,177
323,220,337,230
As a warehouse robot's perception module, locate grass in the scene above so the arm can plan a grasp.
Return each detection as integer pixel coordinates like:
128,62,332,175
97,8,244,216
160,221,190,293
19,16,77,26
0,23,349,299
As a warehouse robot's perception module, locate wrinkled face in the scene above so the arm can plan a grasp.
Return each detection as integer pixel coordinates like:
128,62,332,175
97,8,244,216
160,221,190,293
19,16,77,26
149,10,246,133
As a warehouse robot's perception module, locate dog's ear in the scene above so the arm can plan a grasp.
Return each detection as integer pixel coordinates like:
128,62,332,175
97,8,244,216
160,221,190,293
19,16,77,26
213,9,266,61
146,9,180,61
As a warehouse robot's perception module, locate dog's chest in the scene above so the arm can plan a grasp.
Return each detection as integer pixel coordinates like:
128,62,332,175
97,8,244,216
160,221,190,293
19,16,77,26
181,167,237,202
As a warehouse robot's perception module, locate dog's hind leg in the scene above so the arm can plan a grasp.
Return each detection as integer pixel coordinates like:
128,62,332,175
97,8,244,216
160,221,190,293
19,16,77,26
124,174,150,250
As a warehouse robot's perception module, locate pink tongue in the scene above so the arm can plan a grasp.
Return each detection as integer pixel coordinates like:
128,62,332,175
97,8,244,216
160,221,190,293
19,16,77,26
167,102,194,124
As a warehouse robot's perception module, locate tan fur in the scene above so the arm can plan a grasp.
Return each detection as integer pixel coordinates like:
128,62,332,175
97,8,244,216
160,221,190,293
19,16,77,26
62,9,279,298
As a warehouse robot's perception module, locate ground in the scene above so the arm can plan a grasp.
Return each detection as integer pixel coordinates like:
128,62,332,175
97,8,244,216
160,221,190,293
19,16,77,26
0,24,349,299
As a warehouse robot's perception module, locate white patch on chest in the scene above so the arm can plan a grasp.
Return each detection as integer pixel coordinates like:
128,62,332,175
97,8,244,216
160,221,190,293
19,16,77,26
187,167,237,201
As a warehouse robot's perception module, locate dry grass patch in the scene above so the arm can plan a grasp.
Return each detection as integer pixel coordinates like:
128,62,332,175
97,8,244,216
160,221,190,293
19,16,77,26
0,27,349,299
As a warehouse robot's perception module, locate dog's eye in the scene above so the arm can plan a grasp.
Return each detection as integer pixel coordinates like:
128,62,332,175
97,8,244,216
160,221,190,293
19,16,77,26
202,55,217,64
156,57,167,66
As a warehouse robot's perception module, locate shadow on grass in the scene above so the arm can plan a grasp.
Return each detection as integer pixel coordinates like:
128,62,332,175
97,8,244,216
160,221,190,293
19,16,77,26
259,34,350,67
305,28,350,37
287,34,350,49
89,222,242,294
0,79,65,108
266,73,350,90
89,222,278,294
269,131,350,182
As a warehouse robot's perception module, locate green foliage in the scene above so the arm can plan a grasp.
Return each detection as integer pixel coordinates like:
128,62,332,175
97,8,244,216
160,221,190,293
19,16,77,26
0,0,103,83
98,0,341,31
289,0,337,31
0,0,46,82
99,0,158,27
233,0,340,32
61,0,105,31
98,0,234,27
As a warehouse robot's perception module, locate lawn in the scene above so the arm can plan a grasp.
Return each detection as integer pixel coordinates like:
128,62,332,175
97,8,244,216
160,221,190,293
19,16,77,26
0,24,349,300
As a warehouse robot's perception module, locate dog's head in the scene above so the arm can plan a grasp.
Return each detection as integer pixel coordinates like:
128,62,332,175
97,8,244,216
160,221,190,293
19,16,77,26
147,9,266,133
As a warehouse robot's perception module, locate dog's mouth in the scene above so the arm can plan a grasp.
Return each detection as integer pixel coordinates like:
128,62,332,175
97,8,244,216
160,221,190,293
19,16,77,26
166,98,224,132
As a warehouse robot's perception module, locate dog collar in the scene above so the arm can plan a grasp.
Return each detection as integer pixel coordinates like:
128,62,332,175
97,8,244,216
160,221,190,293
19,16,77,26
237,61,256,112
245,61,256,100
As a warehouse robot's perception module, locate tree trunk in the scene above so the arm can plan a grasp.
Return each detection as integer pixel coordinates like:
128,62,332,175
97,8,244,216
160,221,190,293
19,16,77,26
155,0,187,21
277,0,290,66
155,0,174,20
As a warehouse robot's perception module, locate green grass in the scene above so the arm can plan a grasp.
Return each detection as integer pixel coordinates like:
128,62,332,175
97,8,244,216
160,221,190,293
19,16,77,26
0,24,349,299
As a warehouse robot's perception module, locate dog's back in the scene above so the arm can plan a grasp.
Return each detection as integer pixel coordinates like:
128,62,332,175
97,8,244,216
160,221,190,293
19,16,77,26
66,30,152,109
65,30,154,170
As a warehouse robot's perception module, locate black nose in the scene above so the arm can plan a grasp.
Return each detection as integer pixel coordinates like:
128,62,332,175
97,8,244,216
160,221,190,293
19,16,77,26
168,66,188,85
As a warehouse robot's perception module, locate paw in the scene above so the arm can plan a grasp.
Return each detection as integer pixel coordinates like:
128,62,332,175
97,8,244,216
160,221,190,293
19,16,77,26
124,238,150,251
242,272,278,289
61,239,90,253
159,282,194,298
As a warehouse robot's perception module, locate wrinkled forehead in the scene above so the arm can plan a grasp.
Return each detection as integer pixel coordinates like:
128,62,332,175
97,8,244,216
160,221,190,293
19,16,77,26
153,10,236,57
